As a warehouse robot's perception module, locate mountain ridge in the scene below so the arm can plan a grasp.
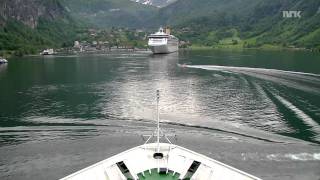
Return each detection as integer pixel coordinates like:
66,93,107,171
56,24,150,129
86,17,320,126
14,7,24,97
61,0,157,28
1,0,320,54
157,0,320,49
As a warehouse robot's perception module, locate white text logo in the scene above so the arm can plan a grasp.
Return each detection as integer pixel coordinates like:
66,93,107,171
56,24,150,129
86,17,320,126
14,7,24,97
283,11,302,18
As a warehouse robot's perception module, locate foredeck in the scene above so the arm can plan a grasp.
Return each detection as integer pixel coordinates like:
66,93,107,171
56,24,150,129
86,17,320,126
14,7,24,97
60,91,261,180
137,169,180,180
60,143,261,180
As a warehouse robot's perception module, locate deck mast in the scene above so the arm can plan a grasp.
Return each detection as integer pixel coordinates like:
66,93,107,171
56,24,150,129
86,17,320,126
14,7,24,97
156,90,160,152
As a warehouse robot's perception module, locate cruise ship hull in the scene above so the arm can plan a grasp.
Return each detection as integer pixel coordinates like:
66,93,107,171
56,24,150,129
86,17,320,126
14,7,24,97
149,44,178,54
148,28,179,54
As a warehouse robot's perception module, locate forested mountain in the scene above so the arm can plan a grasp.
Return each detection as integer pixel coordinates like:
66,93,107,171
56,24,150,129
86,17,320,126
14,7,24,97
157,0,320,49
1,0,319,55
61,0,156,28
0,0,156,56
61,0,320,49
0,0,81,55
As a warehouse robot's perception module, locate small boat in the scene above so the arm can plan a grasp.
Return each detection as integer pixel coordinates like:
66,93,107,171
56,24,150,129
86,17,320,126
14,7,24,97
148,27,179,54
60,91,262,180
0,58,8,64
41,49,55,55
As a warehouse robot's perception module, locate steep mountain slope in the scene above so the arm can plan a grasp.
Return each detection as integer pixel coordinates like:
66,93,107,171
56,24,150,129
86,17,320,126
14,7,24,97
243,0,320,49
61,0,157,28
0,0,66,28
0,0,81,55
1,0,319,53
157,0,263,25
158,0,320,49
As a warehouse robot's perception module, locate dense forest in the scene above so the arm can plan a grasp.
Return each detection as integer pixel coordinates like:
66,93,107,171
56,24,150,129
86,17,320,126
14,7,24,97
0,0,320,56
0,0,83,56
160,0,320,50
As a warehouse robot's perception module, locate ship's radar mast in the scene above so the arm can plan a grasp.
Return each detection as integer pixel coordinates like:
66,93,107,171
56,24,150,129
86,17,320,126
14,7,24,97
143,90,174,157
156,90,160,152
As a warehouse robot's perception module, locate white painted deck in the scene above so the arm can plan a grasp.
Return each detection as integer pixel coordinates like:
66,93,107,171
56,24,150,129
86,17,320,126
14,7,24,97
60,143,261,180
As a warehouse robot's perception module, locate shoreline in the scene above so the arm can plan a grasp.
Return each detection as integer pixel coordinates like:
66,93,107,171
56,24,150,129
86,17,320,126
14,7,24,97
188,44,320,52
2,45,319,59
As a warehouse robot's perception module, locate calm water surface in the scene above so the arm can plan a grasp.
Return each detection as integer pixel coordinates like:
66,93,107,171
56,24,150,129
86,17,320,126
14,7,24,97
0,50,319,179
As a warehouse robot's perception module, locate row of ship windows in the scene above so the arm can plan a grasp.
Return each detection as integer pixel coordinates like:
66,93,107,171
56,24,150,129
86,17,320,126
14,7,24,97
149,38,178,41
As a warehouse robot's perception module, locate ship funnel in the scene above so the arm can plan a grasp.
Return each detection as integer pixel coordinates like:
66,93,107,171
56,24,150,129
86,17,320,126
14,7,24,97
165,27,171,35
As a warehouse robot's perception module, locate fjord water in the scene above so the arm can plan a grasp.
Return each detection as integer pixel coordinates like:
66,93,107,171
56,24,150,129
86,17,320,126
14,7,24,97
0,50,320,180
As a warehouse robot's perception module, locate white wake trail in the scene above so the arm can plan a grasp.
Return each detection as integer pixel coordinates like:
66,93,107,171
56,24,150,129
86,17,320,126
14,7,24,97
274,95,320,141
185,65,320,77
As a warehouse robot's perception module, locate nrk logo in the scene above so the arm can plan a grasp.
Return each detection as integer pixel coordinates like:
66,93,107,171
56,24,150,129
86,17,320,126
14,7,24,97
283,11,302,18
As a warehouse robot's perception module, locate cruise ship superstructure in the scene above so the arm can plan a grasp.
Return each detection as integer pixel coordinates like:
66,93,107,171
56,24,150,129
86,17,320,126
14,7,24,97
148,27,179,54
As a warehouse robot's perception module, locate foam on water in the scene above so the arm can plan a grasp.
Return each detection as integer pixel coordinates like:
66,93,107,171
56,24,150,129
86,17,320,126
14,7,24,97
181,64,320,143
185,65,320,77
273,95,320,141
267,153,320,161
185,64,320,94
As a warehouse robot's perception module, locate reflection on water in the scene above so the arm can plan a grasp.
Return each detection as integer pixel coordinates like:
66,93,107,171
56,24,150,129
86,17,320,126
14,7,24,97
0,50,320,144
0,64,7,74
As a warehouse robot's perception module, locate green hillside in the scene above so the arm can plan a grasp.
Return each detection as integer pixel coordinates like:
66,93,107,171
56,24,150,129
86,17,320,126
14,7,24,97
158,0,320,50
157,0,263,25
1,0,320,55
61,0,157,28
0,18,82,56
0,0,84,56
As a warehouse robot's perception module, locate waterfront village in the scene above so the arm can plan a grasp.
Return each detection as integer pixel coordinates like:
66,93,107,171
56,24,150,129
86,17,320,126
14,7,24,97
42,28,190,55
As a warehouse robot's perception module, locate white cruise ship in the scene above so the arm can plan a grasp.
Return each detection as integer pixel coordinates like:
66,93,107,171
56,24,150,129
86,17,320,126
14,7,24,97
60,91,262,180
148,27,179,54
